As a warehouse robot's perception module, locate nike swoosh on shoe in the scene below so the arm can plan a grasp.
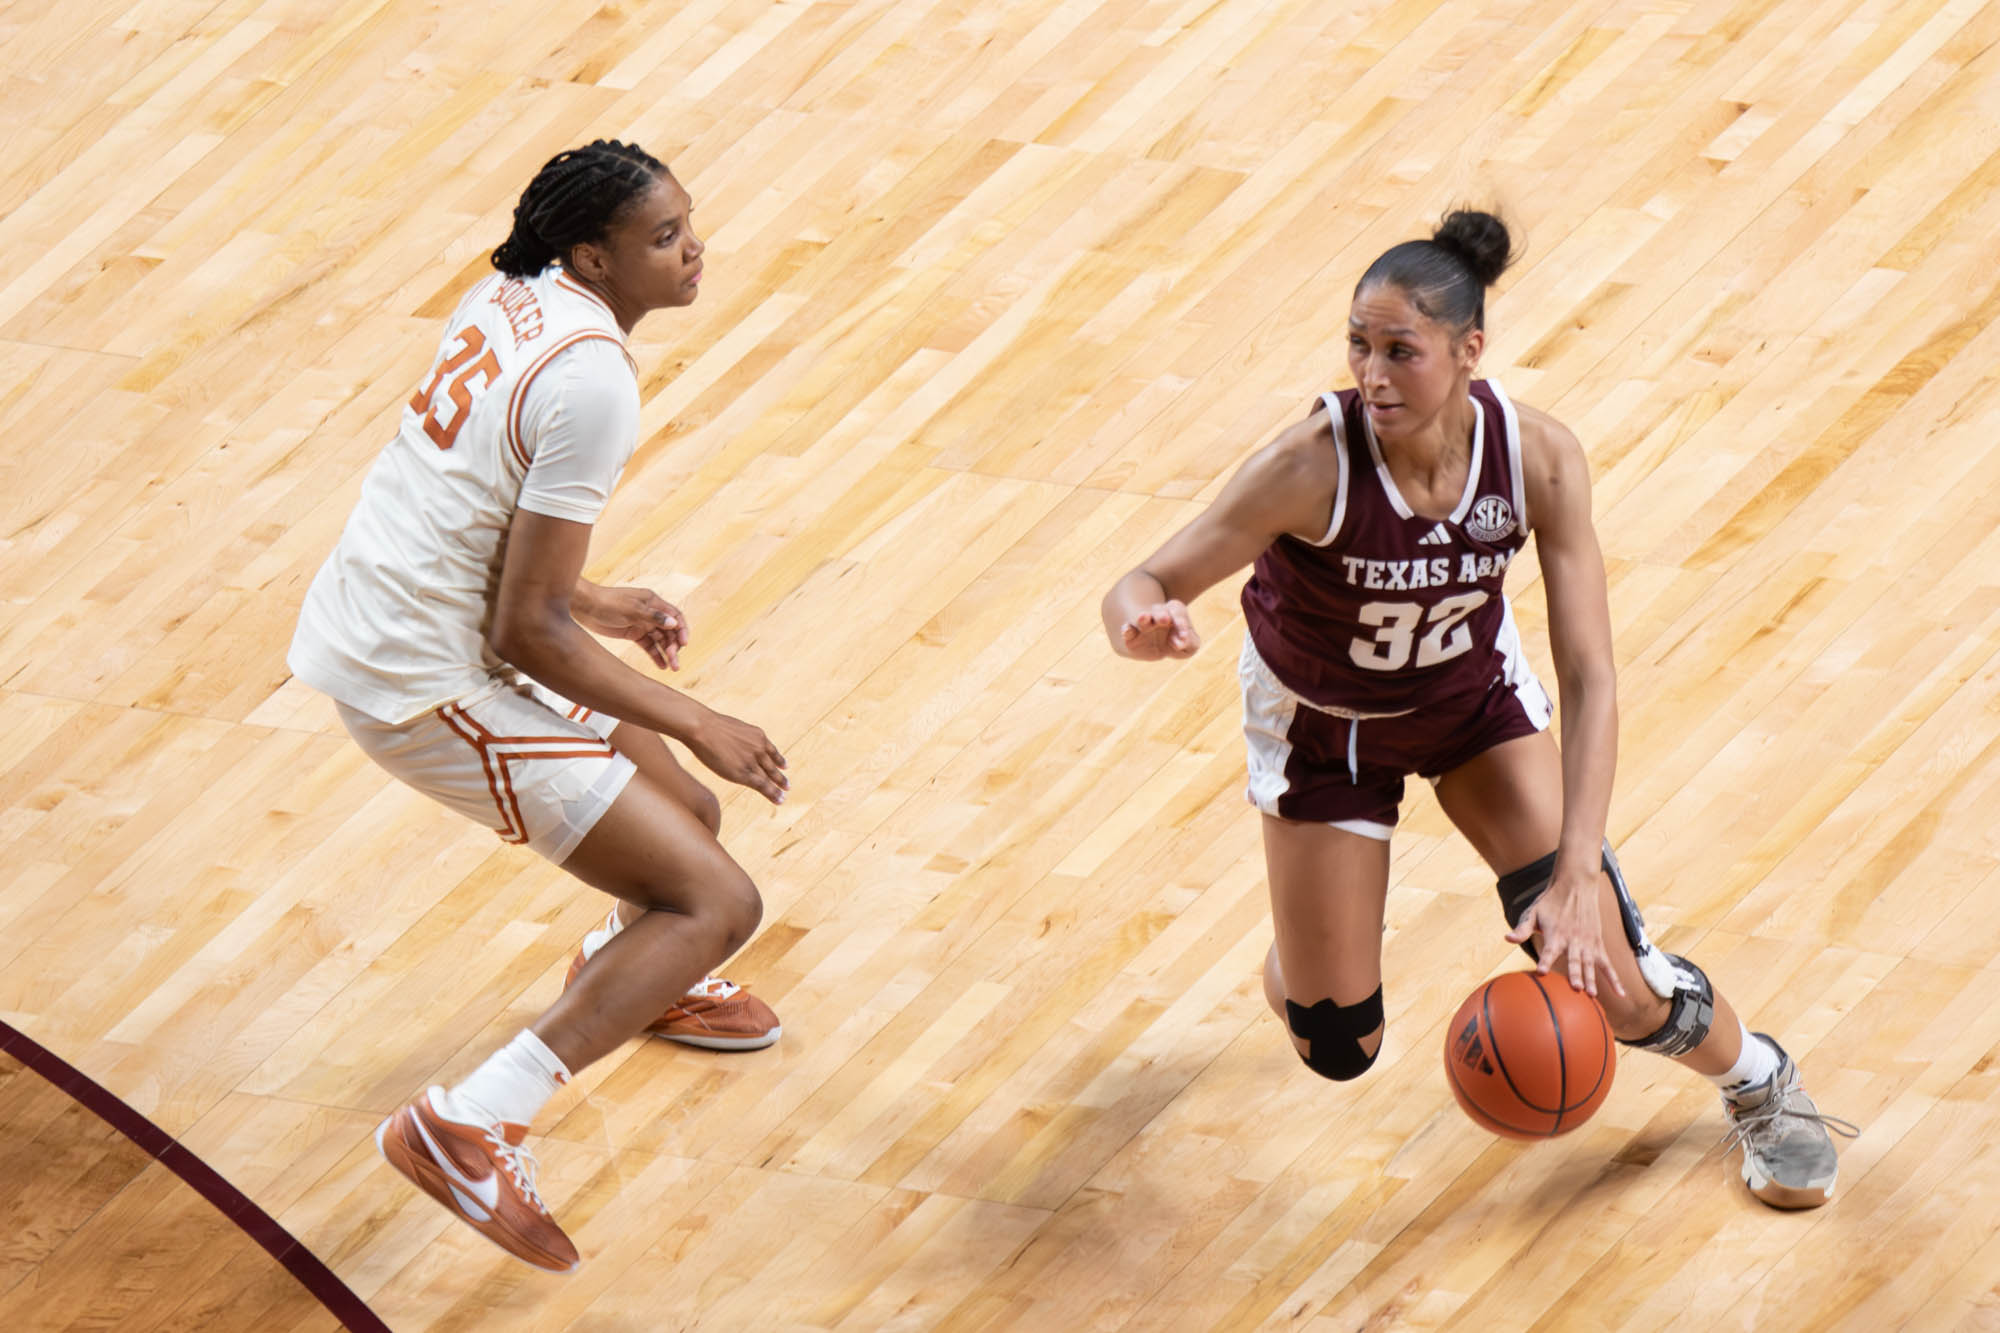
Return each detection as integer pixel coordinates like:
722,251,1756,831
448,1182,494,1222
413,1110,502,1212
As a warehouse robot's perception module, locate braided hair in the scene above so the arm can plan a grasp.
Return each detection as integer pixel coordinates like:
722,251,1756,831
491,140,669,278
1355,209,1518,336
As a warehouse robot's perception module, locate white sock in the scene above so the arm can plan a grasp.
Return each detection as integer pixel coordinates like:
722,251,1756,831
441,1029,571,1128
580,906,625,961
1708,1020,1779,1097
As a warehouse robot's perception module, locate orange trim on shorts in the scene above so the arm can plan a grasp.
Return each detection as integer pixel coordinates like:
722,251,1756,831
497,746,622,845
436,703,618,845
442,704,599,748
436,705,515,839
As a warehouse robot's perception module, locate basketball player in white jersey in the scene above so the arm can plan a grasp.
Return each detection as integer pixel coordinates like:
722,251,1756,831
290,141,787,1271
1101,211,1854,1208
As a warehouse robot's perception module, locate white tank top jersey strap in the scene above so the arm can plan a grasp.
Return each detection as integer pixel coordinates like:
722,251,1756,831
288,265,641,725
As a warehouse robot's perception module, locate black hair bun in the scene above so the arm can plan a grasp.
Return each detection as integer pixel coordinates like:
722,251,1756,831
1431,210,1516,288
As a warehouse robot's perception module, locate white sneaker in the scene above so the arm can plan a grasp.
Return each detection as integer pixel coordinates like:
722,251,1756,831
1720,1035,1858,1210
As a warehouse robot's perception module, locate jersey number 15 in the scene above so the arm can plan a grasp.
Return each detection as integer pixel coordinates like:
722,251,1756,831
408,327,501,450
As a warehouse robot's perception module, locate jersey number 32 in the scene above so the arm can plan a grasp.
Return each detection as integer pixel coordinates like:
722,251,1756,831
408,327,501,450
1350,592,1489,671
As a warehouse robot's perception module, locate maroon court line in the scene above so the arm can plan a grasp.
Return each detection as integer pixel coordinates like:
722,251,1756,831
0,1019,391,1333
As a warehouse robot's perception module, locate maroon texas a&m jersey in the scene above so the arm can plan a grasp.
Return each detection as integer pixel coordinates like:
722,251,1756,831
1241,380,1531,714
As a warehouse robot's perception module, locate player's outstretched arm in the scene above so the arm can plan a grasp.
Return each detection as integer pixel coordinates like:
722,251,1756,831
493,510,788,803
1505,406,1622,995
1102,414,1335,661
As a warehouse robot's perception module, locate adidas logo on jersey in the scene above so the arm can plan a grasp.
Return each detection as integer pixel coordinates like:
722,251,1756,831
1417,523,1451,546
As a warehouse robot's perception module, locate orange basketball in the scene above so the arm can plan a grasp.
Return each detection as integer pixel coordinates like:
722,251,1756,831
1444,970,1615,1140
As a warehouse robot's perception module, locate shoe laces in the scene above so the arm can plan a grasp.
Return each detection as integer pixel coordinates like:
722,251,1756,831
1717,1084,1860,1156
687,976,741,1000
483,1125,551,1214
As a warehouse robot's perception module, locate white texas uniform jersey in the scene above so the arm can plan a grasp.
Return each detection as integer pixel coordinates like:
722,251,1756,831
290,265,640,724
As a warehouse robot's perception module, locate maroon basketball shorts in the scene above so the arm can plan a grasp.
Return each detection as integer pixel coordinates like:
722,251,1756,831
1238,634,1553,838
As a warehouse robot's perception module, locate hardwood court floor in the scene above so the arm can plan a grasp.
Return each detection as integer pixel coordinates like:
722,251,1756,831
6,0,2000,1328
0,1034,360,1331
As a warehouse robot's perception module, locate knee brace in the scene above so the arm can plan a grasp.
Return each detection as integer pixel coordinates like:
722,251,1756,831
1493,845,1716,1057
1285,987,1384,1082
1494,845,1646,960
1615,952,1715,1056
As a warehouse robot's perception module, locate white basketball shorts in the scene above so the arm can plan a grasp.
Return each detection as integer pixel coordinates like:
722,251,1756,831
337,676,637,864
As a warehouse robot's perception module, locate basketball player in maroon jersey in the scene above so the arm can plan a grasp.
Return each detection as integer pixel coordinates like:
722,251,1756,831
1100,211,1854,1207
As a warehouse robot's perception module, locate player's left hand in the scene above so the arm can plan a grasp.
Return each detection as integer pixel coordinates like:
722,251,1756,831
576,585,688,671
1506,870,1628,1000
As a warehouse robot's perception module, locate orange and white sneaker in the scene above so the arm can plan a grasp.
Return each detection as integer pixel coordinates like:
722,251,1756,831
563,948,782,1051
375,1088,579,1273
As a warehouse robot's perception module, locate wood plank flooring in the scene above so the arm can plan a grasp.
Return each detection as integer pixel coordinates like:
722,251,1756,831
5,0,2000,1328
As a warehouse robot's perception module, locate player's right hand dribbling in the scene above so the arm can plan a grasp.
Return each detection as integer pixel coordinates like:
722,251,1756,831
1120,601,1201,660
688,708,789,804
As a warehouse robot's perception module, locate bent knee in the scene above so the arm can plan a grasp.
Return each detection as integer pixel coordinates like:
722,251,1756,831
626,857,761,954
634,885,760,962
684,861,760,957
1285,988,1386,1083
691,785,722,836
714,881,761,956
1602,989,1671,1042
1613,952,1716,1056
1293,1025,1383,1082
